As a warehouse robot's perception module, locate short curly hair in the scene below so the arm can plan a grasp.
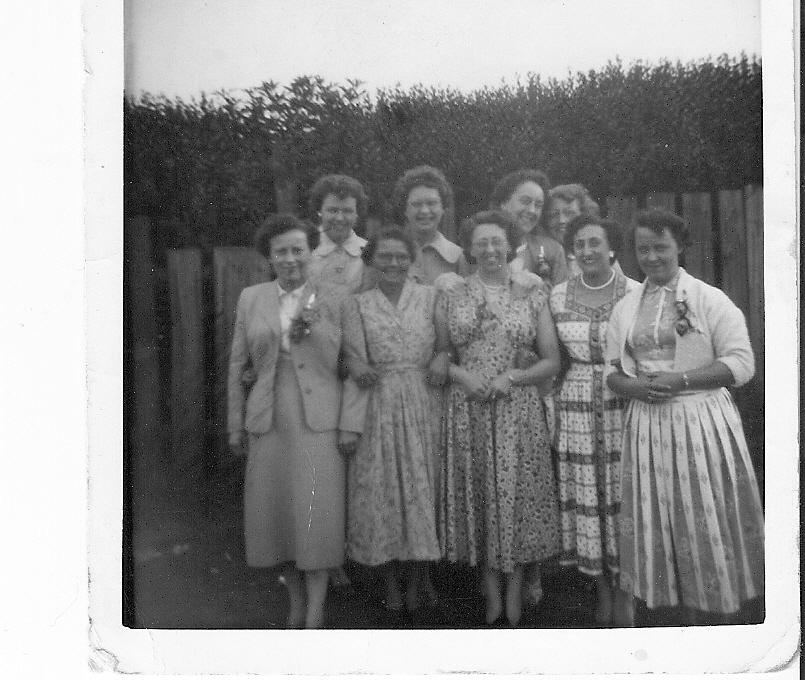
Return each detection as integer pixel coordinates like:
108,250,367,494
390,165,455,226
548,183,601,218
563,214,623,262
254,213,319,259
459,209,520,264
361,225,417,267
633,208,689,248
307,173,368,221
489,169,551,208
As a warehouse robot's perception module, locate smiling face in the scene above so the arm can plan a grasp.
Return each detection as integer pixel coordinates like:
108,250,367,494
319,193,358,245
404,185,444,243
269,229,311,290
470,222,510,275
548,197,582,243
634,226,681,286
572,224,611,279
500,181,545,236
372,238,412,286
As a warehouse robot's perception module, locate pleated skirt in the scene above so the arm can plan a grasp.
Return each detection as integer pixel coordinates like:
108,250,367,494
618,388,764,613
243,354,345,571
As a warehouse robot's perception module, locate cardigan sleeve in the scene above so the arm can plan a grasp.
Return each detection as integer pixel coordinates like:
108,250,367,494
703,288,755,387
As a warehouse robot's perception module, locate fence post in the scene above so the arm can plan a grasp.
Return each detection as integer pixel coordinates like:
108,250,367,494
681,192,715,285
125,216,164,485
167,248,205,483
605,195,640,280
717,190,750,315
213,248,273,458
743,184,764,389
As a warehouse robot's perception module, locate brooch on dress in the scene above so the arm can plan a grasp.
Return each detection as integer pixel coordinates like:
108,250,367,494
289,292,319,342
673,293,700,336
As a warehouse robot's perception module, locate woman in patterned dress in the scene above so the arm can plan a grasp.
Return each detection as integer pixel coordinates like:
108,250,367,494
606,208,764,624
436,210,562,627
344,226,445,615
549,214,639,625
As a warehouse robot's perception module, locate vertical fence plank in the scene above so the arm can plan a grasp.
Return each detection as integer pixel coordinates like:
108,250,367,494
167,249,205,479
645,192,676,212
213,247,273,457
743,184,764,387
681,192,715,285
126,216,164,484
605,195,641,280
717,190,750,315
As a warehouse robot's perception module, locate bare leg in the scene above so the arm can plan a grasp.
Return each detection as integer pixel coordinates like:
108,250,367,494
483,567,503,624
613,588,635,627
383,562,403,611
304,568,329,629
281,565,305,629
403,561,423,612
595,574,614,625
421,564,438,605
505,566,524,627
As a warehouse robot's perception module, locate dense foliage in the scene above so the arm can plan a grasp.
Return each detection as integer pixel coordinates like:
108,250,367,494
124,55,761,250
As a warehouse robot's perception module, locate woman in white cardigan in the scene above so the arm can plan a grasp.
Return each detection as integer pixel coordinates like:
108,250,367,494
606,208,764,625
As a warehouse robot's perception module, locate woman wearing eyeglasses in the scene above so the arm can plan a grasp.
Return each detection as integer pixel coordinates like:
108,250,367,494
307,174,371,295
606,208,764,625
343,226,445,619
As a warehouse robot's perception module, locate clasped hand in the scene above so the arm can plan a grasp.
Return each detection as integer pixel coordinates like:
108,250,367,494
636,371,684,403
459,370,512,402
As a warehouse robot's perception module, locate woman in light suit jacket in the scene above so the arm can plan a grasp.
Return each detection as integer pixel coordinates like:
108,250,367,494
606,208,764,626
228,213,367,629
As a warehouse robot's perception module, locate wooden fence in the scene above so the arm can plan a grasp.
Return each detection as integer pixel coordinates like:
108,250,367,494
130,184,764,478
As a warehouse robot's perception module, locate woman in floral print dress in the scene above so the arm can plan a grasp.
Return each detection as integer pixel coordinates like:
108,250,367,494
549,214,638,625
344,226,444,615
436,210,561,627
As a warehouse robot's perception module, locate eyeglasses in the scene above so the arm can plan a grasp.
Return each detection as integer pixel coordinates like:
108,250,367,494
374,253,411,264
471,238,508,249
407,200,442,210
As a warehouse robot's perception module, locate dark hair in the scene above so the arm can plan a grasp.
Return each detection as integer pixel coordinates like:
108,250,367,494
548,183,600,218
390,165,455,226
307,173,368,221
254,213,319,258
490,169,551,209
459,209,519,264
361,225,417,266
634,208,689,248
564,214,623,260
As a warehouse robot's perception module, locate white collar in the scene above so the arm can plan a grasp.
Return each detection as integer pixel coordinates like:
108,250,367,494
316,230,366,257
418,231,463,264
276,280,307,299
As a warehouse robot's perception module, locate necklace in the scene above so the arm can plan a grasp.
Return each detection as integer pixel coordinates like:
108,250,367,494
580,270,615,290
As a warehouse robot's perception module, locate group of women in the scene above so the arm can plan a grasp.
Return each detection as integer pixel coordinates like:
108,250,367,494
227,166,765,629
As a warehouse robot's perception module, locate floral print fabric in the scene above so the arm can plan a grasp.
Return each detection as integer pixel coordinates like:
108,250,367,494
439,275,561,573
344,281,442,565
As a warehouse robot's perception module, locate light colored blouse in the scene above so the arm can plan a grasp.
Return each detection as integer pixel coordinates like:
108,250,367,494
605,268,755,387
277,281,308,352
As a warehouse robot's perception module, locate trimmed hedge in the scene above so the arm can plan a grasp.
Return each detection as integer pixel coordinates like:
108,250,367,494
124,54,761,252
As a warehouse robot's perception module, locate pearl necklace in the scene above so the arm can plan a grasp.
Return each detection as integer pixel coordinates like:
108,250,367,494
580,270,615,290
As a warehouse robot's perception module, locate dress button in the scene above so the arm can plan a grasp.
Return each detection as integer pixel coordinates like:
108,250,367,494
304,387,312,394
298,363,305,369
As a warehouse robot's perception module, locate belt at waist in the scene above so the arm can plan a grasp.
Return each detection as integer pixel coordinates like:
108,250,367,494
570,358,606,366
